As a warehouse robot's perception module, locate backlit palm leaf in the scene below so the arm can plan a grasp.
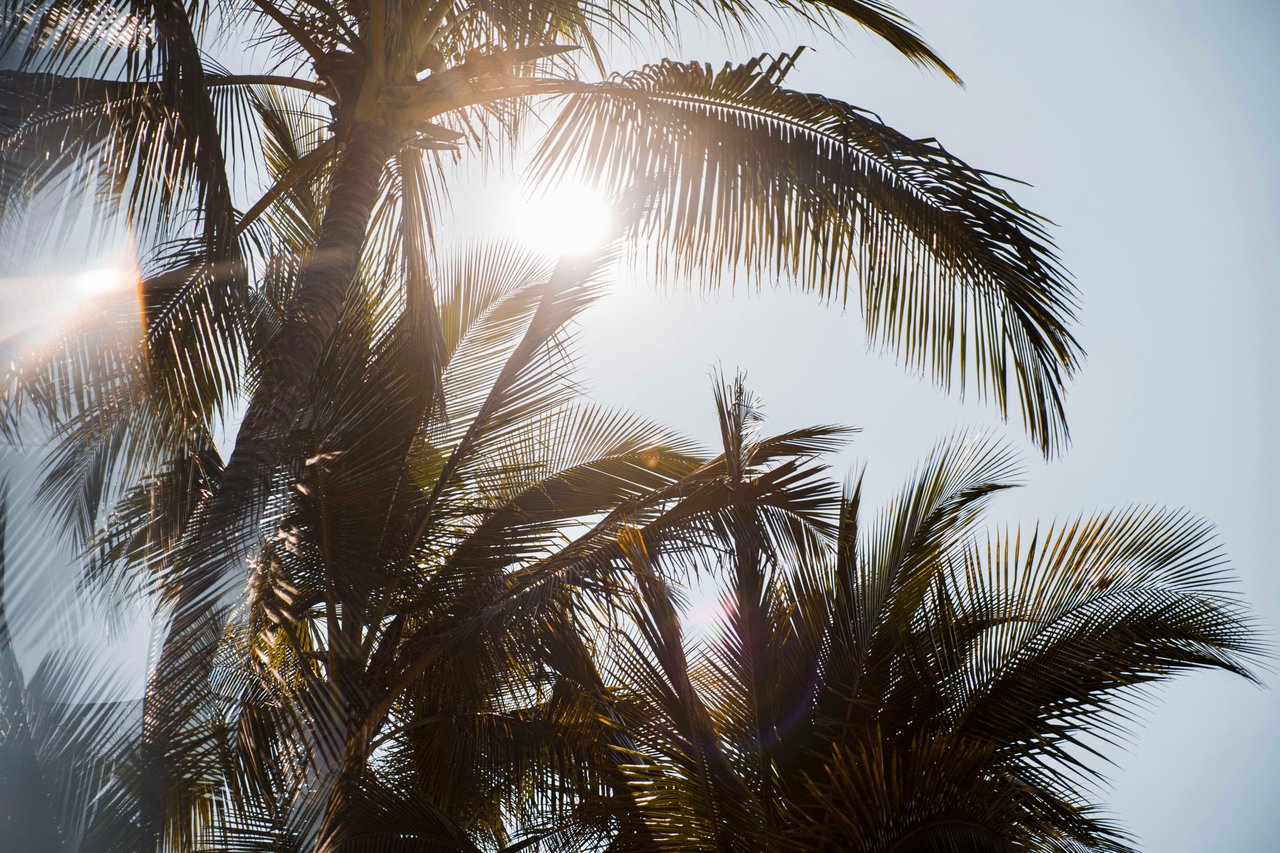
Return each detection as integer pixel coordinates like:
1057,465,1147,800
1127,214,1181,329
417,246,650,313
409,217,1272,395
601,405,1258,852
536,52,1079,453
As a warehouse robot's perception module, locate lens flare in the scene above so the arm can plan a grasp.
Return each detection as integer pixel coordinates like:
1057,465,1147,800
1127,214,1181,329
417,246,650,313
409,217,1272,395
0,253,142,361
70,267,135,298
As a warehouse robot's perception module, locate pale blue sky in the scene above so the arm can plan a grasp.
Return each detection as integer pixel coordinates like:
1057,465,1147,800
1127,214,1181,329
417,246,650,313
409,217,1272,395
569,2,1280,849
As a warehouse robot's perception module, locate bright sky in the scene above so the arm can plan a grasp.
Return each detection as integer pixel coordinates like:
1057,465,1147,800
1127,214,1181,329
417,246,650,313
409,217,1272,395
563,2,1279,849
1,2,1275,849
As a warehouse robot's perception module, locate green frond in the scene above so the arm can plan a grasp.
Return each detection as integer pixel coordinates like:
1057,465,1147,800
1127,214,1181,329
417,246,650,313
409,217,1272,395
953,507,1263,770
536,51,1080,453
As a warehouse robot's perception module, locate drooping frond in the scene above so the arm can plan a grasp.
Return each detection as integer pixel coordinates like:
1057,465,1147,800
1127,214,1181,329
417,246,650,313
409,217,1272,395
1,1,243,259
953,507,1263,774
536,51,1081,453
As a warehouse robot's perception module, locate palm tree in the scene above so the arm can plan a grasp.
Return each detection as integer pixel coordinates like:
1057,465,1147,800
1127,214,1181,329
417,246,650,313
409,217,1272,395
0,1,1087,846
0,0,1079,707
590,377,1259,851
24,236,867,850
43,352,1252,852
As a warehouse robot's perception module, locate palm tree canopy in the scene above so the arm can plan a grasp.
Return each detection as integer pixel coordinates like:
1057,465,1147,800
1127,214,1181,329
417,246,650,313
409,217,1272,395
592,379,1261,852
3,362,1253,850
1,0,1077,468
0,7,1081,717
0,3,1162,851
0,152,1257,850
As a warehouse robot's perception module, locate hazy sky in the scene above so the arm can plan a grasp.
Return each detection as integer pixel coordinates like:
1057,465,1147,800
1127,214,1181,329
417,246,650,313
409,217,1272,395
565,2,1280,849
2,1,1276,850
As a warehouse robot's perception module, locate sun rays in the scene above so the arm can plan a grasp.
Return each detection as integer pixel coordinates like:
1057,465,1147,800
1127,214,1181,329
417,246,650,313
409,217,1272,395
506,180,615,258
0,252,142,367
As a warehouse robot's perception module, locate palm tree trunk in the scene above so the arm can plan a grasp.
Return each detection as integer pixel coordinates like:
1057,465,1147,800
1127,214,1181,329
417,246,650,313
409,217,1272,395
223,122,395,515
314,726,370,853
140,122,398,843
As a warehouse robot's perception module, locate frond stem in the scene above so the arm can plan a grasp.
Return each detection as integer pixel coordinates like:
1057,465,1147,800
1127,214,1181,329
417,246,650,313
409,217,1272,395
235,139,336,235
210,74,327,95
415,0,456,45
248,0,331,65
356,0,387,122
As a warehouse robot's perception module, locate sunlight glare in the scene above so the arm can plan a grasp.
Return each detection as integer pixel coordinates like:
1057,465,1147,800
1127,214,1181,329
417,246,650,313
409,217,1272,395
509,182,614,258
1,256,141,359
71,266,136,298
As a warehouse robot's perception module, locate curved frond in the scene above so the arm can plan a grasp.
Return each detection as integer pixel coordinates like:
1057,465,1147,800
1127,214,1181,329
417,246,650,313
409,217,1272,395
536,52,1081,452
953,507,1263,770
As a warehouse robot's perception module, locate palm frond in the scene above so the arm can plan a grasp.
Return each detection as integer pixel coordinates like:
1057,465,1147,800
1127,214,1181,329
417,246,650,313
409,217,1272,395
535,51,1080,452
952,507,1262,773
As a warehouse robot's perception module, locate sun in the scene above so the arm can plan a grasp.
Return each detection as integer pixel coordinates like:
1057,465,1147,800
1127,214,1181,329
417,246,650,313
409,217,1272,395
508,181,615,258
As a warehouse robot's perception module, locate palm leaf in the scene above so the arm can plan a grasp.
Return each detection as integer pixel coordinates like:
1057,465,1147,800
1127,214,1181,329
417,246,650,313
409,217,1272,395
535,51,1080,452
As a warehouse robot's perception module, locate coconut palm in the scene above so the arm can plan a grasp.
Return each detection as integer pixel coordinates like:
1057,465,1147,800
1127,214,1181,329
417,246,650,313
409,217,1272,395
590,378,1260,851
0,0,1079,728
18,235,866,850
0,1,1088,847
